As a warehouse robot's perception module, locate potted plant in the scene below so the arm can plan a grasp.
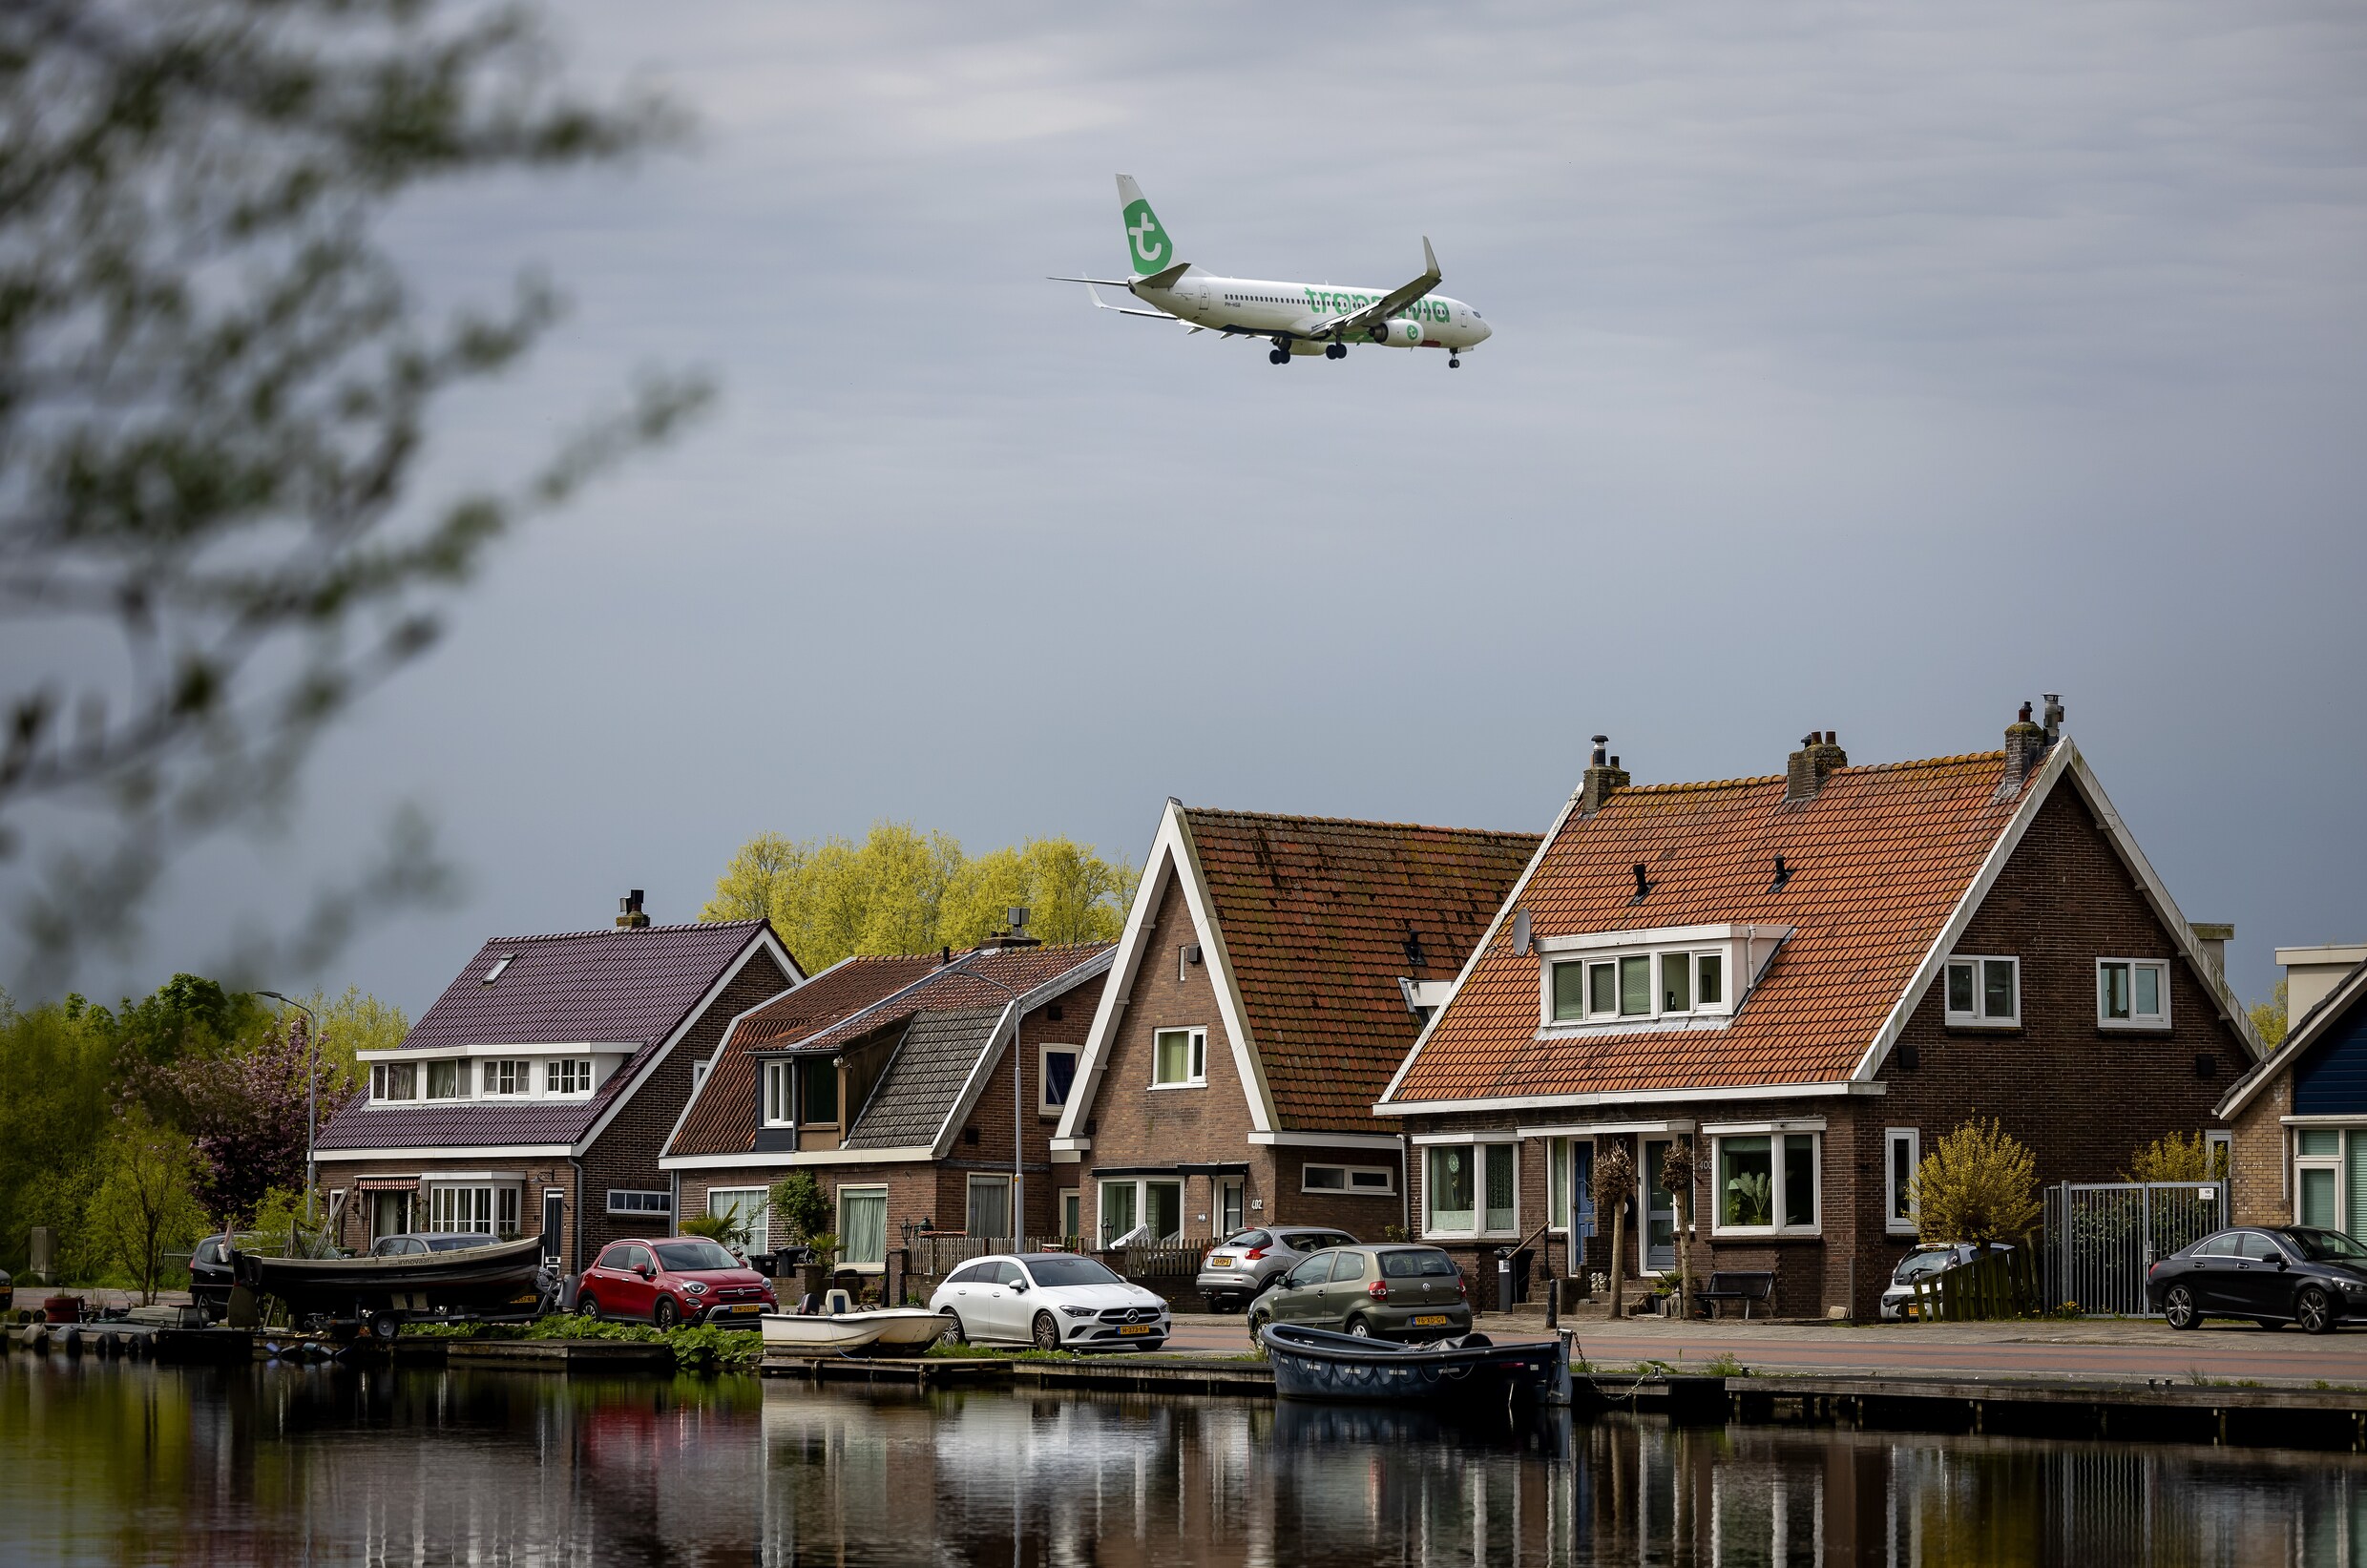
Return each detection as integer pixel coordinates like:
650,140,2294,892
767,1173,834,1302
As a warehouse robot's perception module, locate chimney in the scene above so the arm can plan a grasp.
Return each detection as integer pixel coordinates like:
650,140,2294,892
1578,735,1630,815
1999,703,2047,797
974,905,1041,951
2042,693,2065,743
616,889,652,929
2190,923,2232,978
1784,730,1848,805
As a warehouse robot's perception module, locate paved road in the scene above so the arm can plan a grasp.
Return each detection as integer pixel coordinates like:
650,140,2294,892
1155,1311,2367,1387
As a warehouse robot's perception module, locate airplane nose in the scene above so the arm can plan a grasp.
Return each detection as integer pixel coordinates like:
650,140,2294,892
1474,320,1492,343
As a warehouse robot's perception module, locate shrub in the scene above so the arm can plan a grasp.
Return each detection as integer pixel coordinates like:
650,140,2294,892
768,1172,828,1243
1911,1118,2040,1246
2122,1131,2226,1184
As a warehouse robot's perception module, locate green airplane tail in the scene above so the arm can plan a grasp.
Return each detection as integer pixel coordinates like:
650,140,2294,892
1117,175,1176,279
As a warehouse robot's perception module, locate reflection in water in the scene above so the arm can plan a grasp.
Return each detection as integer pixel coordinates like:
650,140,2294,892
3,1356,2361,1565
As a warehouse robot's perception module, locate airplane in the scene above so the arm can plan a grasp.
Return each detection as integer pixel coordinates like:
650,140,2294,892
1052,175,1491,368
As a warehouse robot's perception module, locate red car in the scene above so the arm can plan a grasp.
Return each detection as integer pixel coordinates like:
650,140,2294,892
574,1237,775,1328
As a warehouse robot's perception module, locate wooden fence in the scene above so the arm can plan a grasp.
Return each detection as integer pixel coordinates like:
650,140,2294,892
1907,1243,2042,1322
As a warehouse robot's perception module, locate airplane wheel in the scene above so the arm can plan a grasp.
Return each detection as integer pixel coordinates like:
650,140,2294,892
1326,344,1345,360
1449,357,1461,369
1268,349,1287,366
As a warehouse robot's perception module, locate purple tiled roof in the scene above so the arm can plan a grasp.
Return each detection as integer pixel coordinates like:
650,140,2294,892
317,920,780,1153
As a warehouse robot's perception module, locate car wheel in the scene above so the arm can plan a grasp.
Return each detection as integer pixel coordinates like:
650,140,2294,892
940,1312,969,1347
2296,1285,2336,1335
1247,1307,1271,1337
1032,1312,1061,1352
1347,1316,1373,1339
578,1295,602,1323
652,1297,680,1330
2163,1285,2198,1329
367,1310,401,1342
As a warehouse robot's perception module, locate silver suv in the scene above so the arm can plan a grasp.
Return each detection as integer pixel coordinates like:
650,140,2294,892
1196,1226,1357,1312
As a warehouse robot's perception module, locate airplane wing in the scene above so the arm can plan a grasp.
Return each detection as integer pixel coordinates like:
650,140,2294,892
1306,237,1441,342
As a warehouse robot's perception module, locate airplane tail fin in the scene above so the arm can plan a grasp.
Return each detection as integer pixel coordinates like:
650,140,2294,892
1117,174,1179,279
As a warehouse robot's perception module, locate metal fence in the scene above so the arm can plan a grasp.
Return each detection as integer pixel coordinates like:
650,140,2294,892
908,1234,1208,1279
2043,1180,2228,1317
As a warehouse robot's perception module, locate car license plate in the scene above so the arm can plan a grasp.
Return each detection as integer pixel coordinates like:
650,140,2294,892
1119,1324,1152,1336
730,1303,763,1315
1209,1256,1234,1267
1413,1314,1450,1327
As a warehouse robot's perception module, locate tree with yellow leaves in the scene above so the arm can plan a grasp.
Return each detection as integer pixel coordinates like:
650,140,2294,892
1911,1118,2041,1247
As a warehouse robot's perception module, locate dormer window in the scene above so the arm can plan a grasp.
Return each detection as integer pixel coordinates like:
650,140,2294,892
1537,926,1772,1032
425,1059,463,1099
762,1060,793,1127
546,1059,593,1095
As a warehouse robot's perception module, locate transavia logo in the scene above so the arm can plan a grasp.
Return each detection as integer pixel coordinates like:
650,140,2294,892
1403,323,1420,343
1123,199,1166,271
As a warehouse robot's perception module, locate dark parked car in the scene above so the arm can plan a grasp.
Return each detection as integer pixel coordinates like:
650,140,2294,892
2147,1225,2367,1334
1246,1244,1470,1342
1195,1226,1358,1311
189,1233,263,1321
574,1237,776,1328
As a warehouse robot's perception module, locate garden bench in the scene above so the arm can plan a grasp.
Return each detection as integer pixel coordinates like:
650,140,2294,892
1691,1270,1776,1320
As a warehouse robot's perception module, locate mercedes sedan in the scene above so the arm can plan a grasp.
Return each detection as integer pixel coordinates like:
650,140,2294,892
930,1252,1171,1352
2147,1225,2367,1334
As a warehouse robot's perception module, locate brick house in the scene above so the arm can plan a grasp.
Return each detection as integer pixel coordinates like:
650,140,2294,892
311,899,801,1274
1376,706,2260,1318
1051,802,1539,1249
660,941,1114,1273
2219,950,2367,1236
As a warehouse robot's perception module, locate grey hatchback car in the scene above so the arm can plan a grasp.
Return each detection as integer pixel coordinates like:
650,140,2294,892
1196,1226,1357,1311
1246,1244,1470,1342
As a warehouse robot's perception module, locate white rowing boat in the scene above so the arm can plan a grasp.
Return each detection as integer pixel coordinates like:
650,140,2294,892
760,1307,950,1357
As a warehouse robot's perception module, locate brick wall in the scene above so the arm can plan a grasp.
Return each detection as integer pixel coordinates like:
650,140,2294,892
315,1155,579,1265
2227,1076,2292,1226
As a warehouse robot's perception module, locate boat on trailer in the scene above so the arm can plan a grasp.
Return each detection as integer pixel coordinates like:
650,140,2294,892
234,1236,550,1333
761,1307,949,1357
1259,1322,1562,1404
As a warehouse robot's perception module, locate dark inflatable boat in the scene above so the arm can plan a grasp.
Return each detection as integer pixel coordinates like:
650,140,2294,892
1259,1322,1562,1404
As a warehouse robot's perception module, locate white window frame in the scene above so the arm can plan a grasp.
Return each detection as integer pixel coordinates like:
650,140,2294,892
1539,941,1740,1030
480,1058,532,1098
707,1186,770,1252
836,1184,889,1272
966,1174,1015,1241
605,1189,672,1218
1884,1128,1920,1236
1098,1177,1185,1244
1421,1139,1519,1240
1709,1132,1822,1238
1058,1188,1081,1241
544,1058,594,1097
2097,958,2172,1030
2293,1127,2347,1230
1150,1027,1208,1089
1301,1163,1397,1196
368,1061,418,1103
1038,1043,1079,1118
426,1181,522,1238
1942,954,2021,1028
422,1057,466,1102
2205,1129,2231,1181
761,1059,794,1128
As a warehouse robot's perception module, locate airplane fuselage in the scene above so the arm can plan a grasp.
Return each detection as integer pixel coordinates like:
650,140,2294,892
1136,274,1491,355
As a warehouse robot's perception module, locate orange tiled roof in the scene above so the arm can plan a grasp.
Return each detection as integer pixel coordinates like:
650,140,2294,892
1184,808,1541,1131
1384,753,2021,1106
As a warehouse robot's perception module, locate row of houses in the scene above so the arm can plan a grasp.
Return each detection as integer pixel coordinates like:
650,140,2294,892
313,700,2363,1318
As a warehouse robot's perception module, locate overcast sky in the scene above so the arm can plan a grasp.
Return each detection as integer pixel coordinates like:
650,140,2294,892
24,0,2366,1014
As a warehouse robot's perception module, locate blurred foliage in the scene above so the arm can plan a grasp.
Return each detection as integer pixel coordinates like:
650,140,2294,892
702,823,1139,970
83,1110,210,1301
0,0,709,991
2250,978,2288,1050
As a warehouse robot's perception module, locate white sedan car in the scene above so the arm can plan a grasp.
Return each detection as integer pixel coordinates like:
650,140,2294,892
929,1252,1171,1352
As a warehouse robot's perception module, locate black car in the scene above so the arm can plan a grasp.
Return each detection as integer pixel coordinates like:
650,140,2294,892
188,1233,262,1321
2147,1225,2367,1334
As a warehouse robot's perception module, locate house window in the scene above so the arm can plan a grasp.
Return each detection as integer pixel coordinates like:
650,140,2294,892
838,1186,888,1269
1218,1177,1245,1235
1551,962,1586,1021
797,1056,840,1124
1424,1143,1517,1237
1885,1128,1920,1235
369,1062,417,1102
1714,1134,1820,1234
1543,944,1738,1029
1100,1180,1137,1244
1039,1046,1079,1116
1059,1189,1082,1241
761,1060,793,1127
1152,1028,1207,1087
481,1059,530,1097
1696,953,1724,1007
967,1176,1014,1241
1943,955,2020,1027
1661,951,1692,1013
1302,1164,1396,1195
427,1184,520,1238
2098,959,2171,1028
1098,1179,1184,1244
545,1059,593,1095
2204,1130,2231,1181
708,1187,769,1252
425,1059,462,1099
2295,1129,2343,1230
606,1189,671,1217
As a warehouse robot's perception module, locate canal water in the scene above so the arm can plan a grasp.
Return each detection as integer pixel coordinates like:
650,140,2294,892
0,1357,2358,1565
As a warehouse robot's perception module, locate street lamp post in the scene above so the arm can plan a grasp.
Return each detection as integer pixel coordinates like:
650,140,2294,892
257,991,321,1226
954,925,1032,1246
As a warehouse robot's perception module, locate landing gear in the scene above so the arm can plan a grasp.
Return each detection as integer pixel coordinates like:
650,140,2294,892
1325,342,1346,360
1267,348,1288,366
1448,355,1461,368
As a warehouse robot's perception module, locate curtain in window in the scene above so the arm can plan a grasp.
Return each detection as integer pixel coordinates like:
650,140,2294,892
1100,1181,1139,1244
1429,1147,1474,1231
1484,1146,1516,1232
840,1189,887,1265
967,1178,1012,1242
1044,1051,1077,1105
1146,1181,1183,1241
710,1188,770,1251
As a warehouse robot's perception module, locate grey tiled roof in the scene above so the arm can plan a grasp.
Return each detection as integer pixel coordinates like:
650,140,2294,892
316,920,779,1153
842,1005,1007,1151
